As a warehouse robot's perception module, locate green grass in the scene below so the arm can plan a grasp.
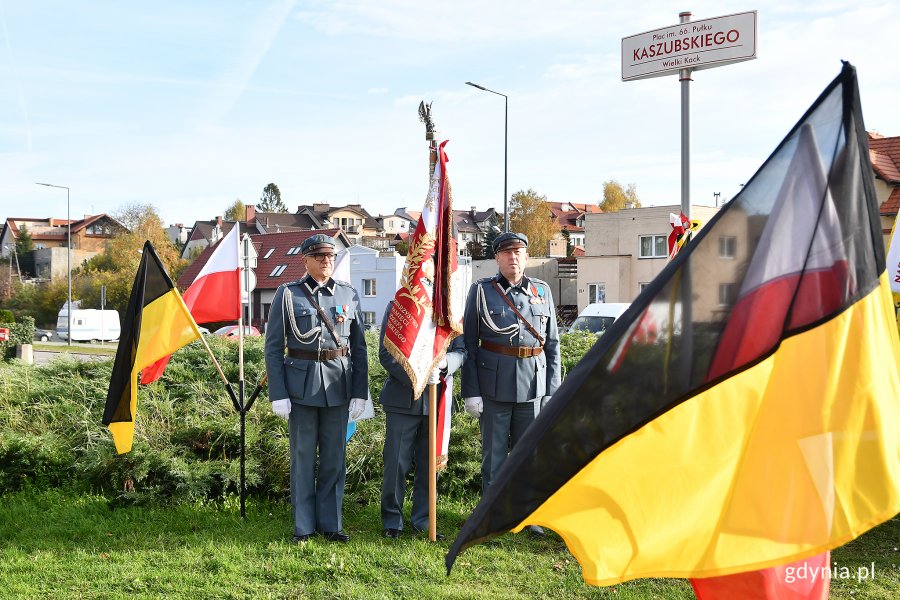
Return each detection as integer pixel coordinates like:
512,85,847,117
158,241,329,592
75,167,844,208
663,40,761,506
0,488,896,599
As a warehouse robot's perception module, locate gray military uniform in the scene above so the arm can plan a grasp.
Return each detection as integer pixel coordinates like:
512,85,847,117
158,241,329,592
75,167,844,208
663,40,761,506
462,274,561,494
265,275,368,537
377,301,466,532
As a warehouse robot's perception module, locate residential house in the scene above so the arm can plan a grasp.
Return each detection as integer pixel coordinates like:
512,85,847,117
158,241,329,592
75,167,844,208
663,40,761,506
454,206,498,254
0,214,126,280
376,212,416,236
576,204,720,312
548,201,602,253
297,203,380,245
868,131,900,248
165,223,191,247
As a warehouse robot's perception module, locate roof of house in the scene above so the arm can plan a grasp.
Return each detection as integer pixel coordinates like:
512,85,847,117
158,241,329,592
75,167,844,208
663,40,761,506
2,214,124,242
869,131,900,215
298,204,379,229
453,208,496,233
548,201,601,232
185,219,257,245
253,211,320,232
177,228,350,290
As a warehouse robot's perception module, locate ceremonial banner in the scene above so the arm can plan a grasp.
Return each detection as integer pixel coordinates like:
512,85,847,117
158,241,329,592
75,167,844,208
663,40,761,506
447,63,900,587
141,225,240,384
103,242,202,453
383,140,463,464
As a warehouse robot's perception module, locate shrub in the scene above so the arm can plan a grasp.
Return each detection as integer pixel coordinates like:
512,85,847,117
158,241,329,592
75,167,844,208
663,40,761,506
0,315,34,359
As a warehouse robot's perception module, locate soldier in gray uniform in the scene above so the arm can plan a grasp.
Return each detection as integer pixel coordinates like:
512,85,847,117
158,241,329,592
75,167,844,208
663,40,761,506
461,232,561,534
378,300,467,539
265,234,369,544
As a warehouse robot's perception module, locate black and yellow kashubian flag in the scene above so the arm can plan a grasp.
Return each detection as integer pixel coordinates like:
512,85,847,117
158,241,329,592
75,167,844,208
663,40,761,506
102,241,201,454
447,62,900,585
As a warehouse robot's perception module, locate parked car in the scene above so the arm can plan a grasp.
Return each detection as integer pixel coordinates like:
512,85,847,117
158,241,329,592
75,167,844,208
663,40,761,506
213,325,261,338
198,326,211,335
34,328,53,342
568,303,631,335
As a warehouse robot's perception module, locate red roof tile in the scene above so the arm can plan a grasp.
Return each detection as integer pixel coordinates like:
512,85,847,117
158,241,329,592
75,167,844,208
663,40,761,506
880,187,900,216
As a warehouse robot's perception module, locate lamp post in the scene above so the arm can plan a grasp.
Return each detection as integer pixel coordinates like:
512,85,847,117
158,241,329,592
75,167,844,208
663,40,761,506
36,182,71,346
465,81,509,232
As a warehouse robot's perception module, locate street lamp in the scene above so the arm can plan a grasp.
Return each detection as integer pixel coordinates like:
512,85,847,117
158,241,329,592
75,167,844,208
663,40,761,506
466,81,509,232
36,182,71,346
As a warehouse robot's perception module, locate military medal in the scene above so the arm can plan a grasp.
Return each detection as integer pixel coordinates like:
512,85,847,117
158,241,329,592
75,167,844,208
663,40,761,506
336,304,347,323
537,286,546,304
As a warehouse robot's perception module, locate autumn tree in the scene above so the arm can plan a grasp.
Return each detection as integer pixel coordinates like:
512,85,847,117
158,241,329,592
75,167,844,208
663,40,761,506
257,183,288,213
76,204,186,317
224,198,245,221
509,189,560,257
600,180,641,212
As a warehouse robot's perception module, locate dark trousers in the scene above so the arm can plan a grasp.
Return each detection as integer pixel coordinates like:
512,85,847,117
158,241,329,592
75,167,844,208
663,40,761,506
289,403,349,536
381,411,430,530
480,397,540,495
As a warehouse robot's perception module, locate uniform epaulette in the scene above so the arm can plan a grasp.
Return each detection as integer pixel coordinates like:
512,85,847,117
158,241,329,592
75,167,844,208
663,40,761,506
529,277,549,287
334,279,354,288
475,276,495,284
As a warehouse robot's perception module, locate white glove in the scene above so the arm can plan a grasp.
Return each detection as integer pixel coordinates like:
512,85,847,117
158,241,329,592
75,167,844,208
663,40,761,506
464,396,483,418
437,357,448,370
540,395,552,410
272,398,291,420
349,397,366,421
429,368,441,385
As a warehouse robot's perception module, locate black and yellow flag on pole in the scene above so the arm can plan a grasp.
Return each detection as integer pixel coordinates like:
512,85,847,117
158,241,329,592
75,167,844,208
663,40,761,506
447,62,900,585
103,241,201,454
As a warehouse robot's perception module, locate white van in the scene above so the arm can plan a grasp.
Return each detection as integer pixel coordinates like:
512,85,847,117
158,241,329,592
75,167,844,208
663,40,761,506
57,308,121,342
569,303,630,335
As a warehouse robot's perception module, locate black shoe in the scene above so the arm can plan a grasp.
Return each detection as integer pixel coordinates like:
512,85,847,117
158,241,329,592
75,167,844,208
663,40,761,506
526,525,546,537
292,533,313,543
382,528,401,539
411,526,445,540
321,530,350,543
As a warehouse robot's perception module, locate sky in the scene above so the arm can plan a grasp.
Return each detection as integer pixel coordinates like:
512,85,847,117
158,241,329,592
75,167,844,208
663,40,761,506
1,1,898,227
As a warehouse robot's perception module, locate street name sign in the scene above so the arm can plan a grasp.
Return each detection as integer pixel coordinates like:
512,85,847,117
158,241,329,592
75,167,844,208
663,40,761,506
622,11,757,81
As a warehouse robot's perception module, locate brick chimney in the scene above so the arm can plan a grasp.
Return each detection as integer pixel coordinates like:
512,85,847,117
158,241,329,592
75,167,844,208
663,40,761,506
245,204,255,224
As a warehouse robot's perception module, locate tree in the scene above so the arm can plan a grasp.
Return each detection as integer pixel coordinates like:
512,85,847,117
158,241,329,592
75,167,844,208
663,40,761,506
466,240,485,259
509,189,560,258
394,240,409,256
15,224,35,277
257,183,288,213
224,199,245,221
561,229,575,257
600,180,641,212
483,214,501,259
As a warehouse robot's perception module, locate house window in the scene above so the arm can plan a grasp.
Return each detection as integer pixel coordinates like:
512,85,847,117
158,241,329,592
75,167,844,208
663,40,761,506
719,283,737,306
362,311,376,325
270,265,287,277
639,235,668,258
263,249,274,259
588,283,606,304
719,236,736,259
363,279,377,297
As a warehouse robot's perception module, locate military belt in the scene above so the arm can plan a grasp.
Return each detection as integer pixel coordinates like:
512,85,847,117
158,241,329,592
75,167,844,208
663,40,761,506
288,346,349,361
481,340,543,358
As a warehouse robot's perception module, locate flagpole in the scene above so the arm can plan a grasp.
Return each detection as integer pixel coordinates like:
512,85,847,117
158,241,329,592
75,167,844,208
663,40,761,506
421,101,439,543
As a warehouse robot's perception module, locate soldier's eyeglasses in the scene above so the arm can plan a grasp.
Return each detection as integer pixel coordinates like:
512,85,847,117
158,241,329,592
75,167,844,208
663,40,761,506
309,253,336,263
